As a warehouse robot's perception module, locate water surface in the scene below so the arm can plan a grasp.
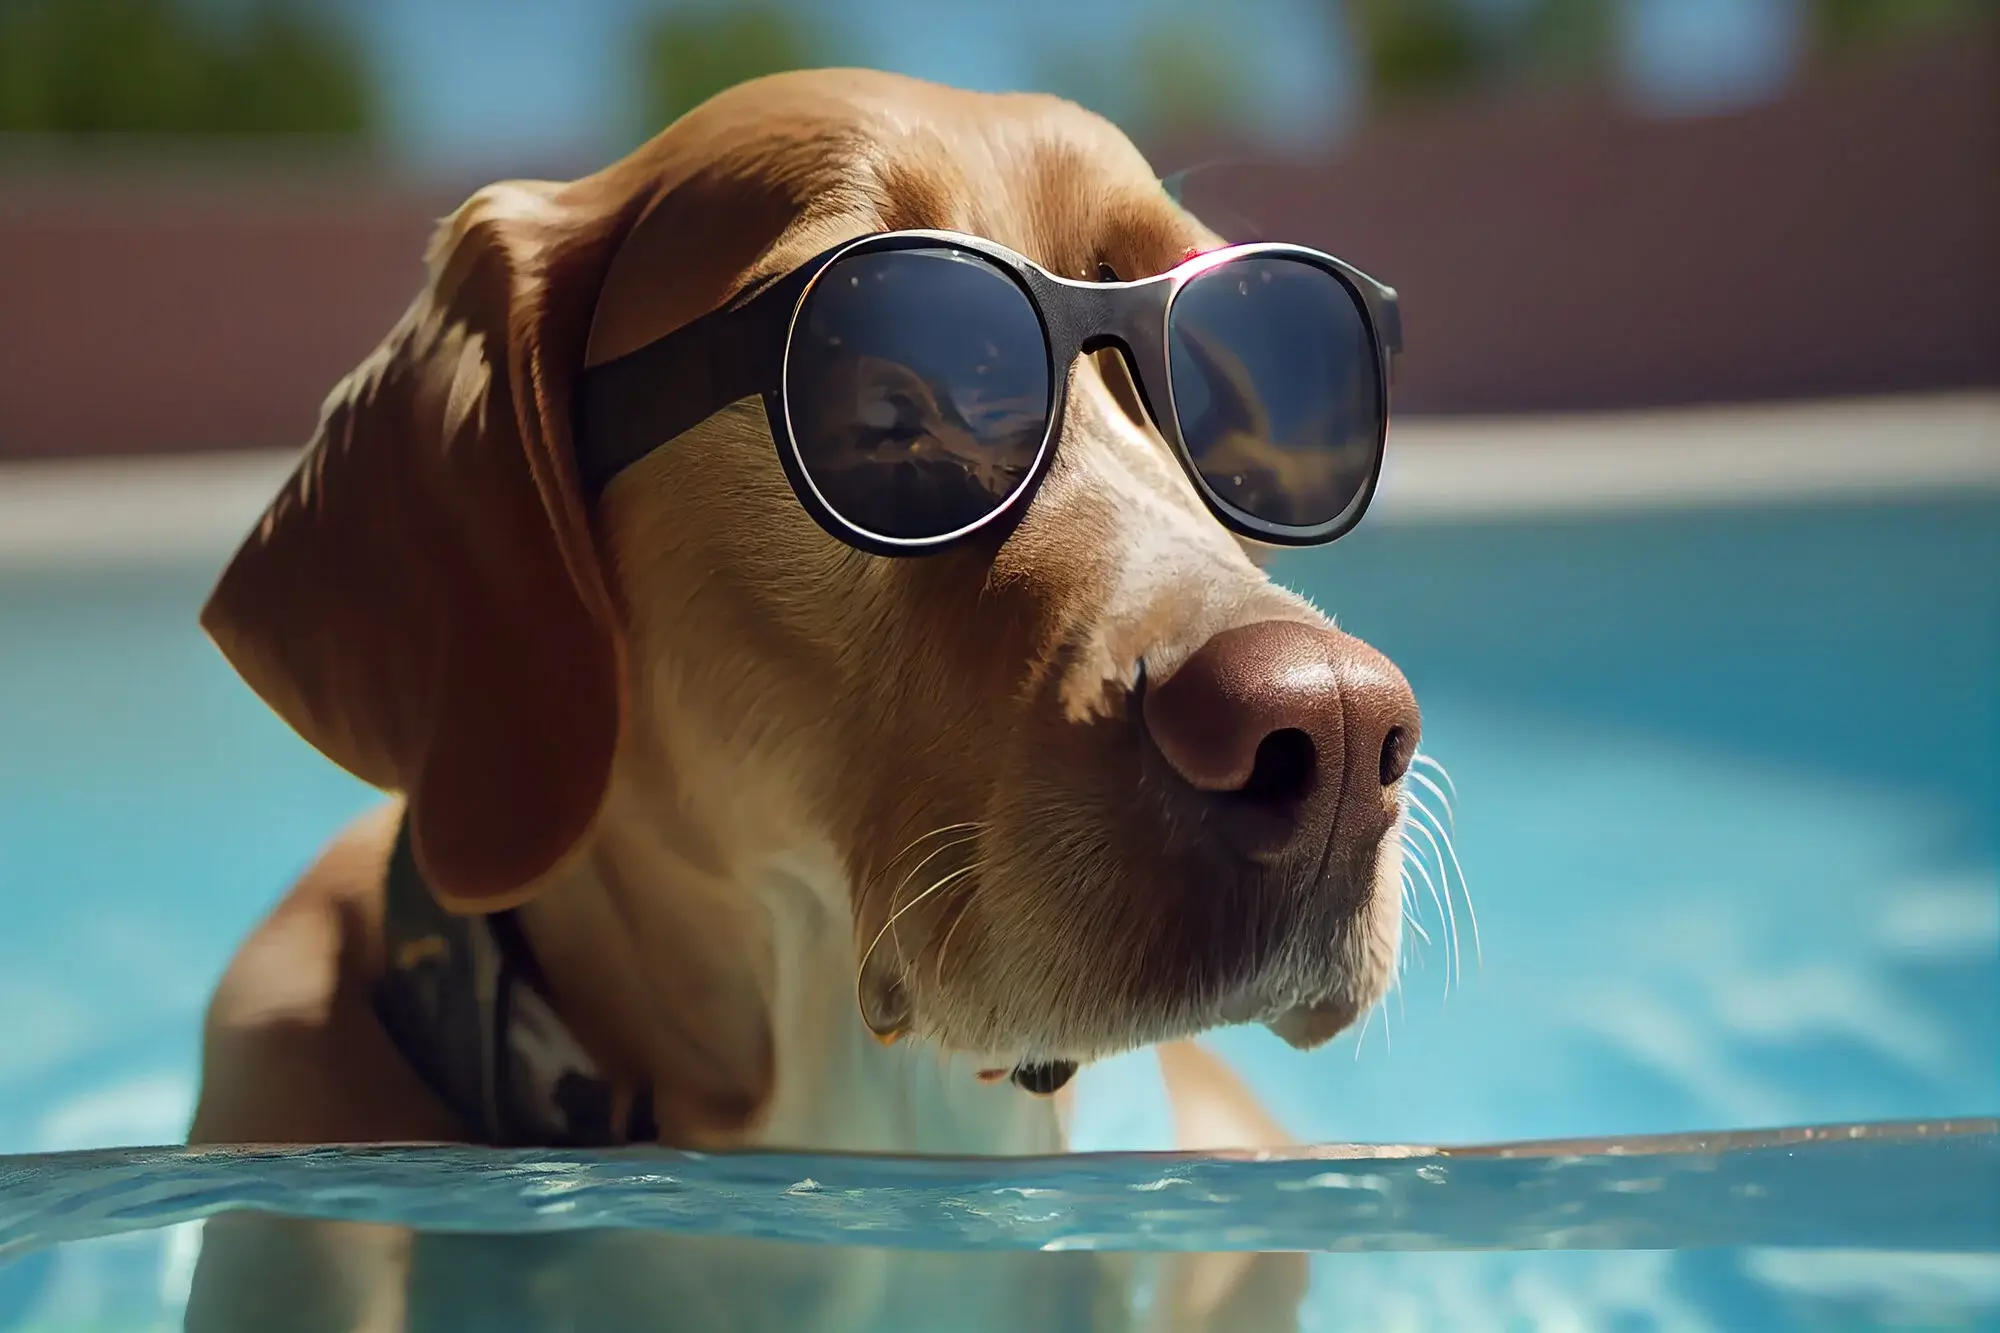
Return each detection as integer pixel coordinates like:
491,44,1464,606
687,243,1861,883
2,497,1995,1329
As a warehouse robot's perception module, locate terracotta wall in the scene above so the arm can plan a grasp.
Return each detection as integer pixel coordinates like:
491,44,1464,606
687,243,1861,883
1,35,1993,461
1163,34,1998,416
0,163,464,460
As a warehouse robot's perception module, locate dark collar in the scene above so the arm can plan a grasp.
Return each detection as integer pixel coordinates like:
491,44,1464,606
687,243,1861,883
372,813,656,1147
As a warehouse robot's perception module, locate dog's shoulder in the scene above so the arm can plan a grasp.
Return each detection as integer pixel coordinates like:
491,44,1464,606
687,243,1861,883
189,800,467,1146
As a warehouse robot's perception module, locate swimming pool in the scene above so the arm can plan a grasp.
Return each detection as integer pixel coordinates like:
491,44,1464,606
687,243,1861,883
2,478,1996,1328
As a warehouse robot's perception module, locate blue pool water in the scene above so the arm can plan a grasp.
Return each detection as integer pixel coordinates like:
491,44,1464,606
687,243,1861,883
2,496,1997,1329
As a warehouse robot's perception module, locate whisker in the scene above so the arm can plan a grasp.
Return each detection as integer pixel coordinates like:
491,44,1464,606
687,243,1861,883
1399,866,1433,945
1398,839,1439,981
871,835,979,973
932,888,979,991
1403,818,1460,982
1399,865,1430,977
852,822,986,1031
872,823,990,969
1403,783,1441,838
889,862,982,965
1398,831,1435,911
858,862,982,987
1412,752,1458,805
1406,796,1480,970
1435,823,1480,968
1406,770,1456,832
885,834,979,910
880,822,983,879
1400,828,1454,991
1403,820,1460,994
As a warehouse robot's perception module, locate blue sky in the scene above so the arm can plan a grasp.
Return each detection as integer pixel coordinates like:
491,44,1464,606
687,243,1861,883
329,0,1808,167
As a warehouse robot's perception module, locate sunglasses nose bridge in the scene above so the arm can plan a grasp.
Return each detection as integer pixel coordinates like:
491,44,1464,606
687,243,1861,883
1061,284,1172,440
1095,282,1168,348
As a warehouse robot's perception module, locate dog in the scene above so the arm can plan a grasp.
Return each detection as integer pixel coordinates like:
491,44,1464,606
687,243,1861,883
182,68,1418,1332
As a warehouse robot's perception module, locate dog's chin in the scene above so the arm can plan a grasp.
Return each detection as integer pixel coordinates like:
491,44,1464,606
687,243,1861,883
906,837,1403,1072
1233,993,1370,1051
1206,956,1386,1052
925,973,1382,1080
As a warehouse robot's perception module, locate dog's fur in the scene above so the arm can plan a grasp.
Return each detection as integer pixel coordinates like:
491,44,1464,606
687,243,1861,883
184,69,1415,1332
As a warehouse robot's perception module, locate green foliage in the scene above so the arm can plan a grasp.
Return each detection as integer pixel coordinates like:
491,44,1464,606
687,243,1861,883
1349,0,1993,111
0,0,376,136
1126,21,1250,135
1508,0,1618,84
1349,0,1615,109
634,3,827,133
1347,0,1484,107
1807,0,1995,57
1030,15,1249,139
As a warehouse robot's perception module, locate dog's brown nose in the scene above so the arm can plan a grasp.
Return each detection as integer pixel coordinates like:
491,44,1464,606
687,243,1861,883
1142,620,1419,857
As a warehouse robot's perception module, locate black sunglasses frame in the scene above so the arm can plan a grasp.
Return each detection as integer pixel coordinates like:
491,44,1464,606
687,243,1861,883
576,228,1402,555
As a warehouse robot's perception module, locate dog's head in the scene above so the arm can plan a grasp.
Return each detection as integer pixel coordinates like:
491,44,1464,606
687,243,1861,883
204,69,1417,1128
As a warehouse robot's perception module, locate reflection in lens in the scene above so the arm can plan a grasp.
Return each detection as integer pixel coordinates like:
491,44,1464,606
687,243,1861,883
785,247,1053,542
1167,256,1381,531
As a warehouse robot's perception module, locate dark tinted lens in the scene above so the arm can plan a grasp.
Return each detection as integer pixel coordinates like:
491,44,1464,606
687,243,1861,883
784,246,1053,543
1167,255,1382,532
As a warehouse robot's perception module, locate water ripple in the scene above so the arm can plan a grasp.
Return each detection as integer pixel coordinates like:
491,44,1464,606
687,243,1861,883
2,1119,1991,1259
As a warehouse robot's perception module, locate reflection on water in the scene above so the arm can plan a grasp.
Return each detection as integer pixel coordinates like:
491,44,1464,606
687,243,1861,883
187,1223,1172,1333
1,1122,1995,1330
9,1230,2000,1332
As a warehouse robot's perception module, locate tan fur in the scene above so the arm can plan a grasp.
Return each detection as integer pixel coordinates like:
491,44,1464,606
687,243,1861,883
185,67,1417,1331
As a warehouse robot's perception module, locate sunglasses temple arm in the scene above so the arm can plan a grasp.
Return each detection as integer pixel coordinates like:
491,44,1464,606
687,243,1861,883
1371,284,1403,360
573,290,792,497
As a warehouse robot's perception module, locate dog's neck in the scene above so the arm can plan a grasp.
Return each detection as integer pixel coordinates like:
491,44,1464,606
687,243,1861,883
513,782,1064,1156
736,847,1066,1155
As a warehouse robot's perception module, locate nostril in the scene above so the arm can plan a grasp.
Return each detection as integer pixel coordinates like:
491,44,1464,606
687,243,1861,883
1241,728,1316,808
1379,725,1414,787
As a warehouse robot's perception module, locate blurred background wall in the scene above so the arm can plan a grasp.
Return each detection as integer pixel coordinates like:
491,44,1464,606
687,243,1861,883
1,0,1994,461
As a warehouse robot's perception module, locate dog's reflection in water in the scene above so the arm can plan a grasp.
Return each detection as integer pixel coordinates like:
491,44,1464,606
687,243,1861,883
186,1217,1308,1333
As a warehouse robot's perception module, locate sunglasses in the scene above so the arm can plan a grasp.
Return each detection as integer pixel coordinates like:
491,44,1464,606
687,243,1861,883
576,230,1401,553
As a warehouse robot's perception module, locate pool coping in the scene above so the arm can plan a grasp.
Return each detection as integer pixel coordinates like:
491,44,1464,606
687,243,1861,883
3,391,1996,569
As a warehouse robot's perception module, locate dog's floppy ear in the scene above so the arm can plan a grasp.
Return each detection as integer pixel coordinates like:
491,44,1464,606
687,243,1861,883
202,181,632,912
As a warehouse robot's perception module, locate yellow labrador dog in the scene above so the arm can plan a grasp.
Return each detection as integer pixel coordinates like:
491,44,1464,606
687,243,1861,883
185,68,1416,1333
